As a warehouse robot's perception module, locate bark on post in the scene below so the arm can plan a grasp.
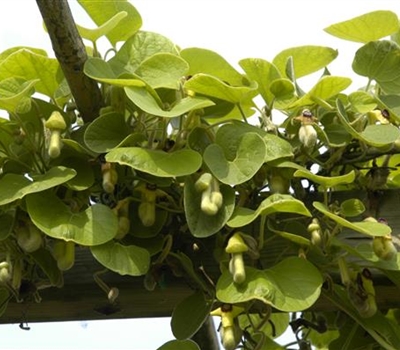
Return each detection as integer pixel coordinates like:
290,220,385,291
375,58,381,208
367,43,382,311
36,0,103,123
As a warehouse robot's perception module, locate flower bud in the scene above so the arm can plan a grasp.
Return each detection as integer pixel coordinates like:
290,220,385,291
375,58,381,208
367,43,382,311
299,124,317,148
372,235,397,261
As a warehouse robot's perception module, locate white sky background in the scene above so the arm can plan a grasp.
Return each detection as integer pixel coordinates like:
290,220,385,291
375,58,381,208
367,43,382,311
0,0,399,349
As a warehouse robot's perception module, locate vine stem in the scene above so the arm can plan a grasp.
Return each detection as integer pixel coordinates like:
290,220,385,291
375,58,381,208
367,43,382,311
36,0,103,122
258,215,267,250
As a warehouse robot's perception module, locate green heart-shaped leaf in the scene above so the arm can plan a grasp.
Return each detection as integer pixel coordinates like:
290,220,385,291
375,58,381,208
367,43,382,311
109,31,178,74
324,284,400,349
171,291,213,340
317,123,352,147
76,11,128,43
125,85,214,117
272,46,338,78
91,241,150,276
340,198,366,217
324,10,399,43
348,91,377,113
353,40,400,94
268,221,311,247
228,194,311,228
294,169,355,188
106,148,202,177
0,210,15,240
269,78,295,98
337,241,400,271
239,58,281,106
84,57,145,87
204,132,266,185
129,201,168,238
337,99,400,147
0,166,76,206
27,191,118,246
290,76,352,108
30,248,63,287
211,122,293,163
182,47,244,86
157,340,200,350
216,258,323,312
60,157,95,191
376,95,400,123
135,53,189,89
184,176,235,238
0,77,37,113
0,49,61,97
84,112,131,153
361,124,400,145
184,73,258,103
313,201,391,237
77,0,142,46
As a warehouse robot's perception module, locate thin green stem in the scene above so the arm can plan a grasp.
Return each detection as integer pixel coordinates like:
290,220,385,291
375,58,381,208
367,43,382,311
237,103,249,124
258,215,267,250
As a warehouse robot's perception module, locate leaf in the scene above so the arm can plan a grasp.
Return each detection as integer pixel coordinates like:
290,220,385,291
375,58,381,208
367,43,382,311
239,58,281,106
76,11,128,43
0,48,61,97
187,126,213,155
171,291,213,340
0,210,15,241
204,132,266,185
318,123,352,147
30,248,63,287
336,99,400,147
216,258,323,312
184,74,258,103
60,157,95,191
324,10,399,43
77,0,142,46
0,166,76,206
106,148,202,177
0,77,37,113
128,201,168,238
348,91,377,113
27,191,118,246
184,176,235,238
290,76,352,108
340,198,366,217
228,194,311,228
84,112,131,153
377,95,400,123
156,340,200,350
293,169,355,188
268,221,311,247
109,31,178,74
352,40,400,94
361,124,400,145
135,53,189,89
125,85,214,117
181,47,244,86
0,288,9,318
272,46,338,78
324,285,400,349
91,241,150,276
339,242,400,272
269,78,295,98
211,122,293,163
84,57,145,87
313,201,391,237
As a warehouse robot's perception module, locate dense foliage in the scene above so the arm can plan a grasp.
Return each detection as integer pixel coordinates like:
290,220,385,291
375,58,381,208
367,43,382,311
1,2,400,349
